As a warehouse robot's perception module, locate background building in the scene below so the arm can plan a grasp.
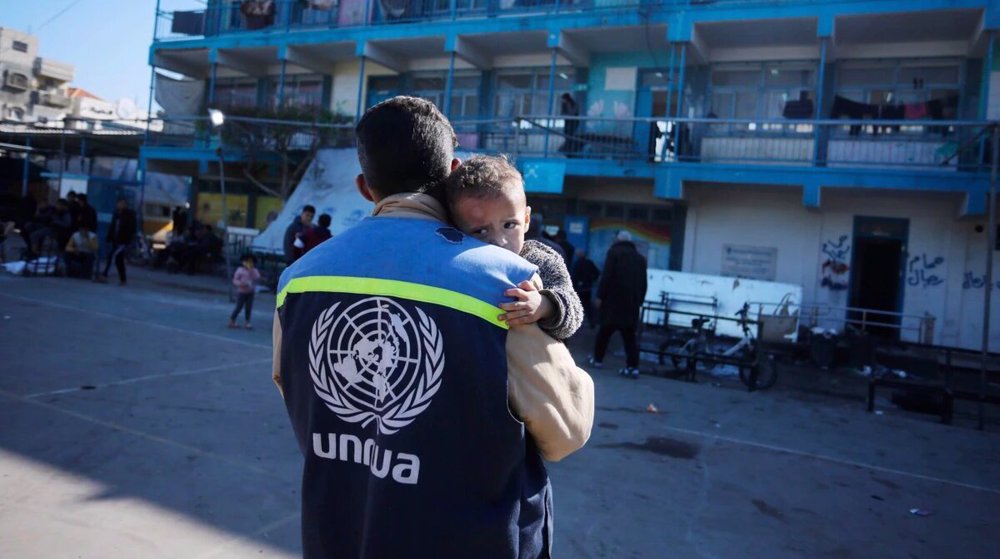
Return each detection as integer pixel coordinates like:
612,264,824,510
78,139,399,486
0,27,74,124
145,0,999,350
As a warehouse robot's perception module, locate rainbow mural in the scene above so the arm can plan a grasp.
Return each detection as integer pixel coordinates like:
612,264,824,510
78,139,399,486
588,219,671,270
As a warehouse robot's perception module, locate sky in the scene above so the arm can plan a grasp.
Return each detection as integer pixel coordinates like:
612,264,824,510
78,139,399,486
0,0,206,108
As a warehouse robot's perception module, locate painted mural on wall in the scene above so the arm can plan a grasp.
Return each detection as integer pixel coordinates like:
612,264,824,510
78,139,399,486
820,235,850,291
906,254,944,288
589,219,670,271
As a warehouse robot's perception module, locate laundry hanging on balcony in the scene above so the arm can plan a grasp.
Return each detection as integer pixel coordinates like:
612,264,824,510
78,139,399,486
830,95,957,137
781,92,815,119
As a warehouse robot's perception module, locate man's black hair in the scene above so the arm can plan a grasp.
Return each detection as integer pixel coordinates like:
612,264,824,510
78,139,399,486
355,96,457,199
302,205,316,214
318,213,331,228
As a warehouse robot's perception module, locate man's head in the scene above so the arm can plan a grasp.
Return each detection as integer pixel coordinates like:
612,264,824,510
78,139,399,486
67,191,77,202
115,196,128,211
355,96,458,202
300,205,315,225
56,199,68,211
445,155,530,255
78,194,88,205
318,213,331,228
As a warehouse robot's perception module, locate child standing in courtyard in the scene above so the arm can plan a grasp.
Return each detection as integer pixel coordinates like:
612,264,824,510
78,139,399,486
445,154,583,341
229,254,261,330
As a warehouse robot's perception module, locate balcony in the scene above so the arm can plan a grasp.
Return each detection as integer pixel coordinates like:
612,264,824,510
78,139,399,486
37,91,73,109
145,112,993,177
34,58,75,83
155,0,655,40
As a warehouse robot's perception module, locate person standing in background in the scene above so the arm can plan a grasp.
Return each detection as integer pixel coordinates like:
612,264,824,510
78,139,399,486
590,231,648,378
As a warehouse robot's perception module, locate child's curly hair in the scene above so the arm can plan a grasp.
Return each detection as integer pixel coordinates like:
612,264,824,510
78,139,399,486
444,154,524,206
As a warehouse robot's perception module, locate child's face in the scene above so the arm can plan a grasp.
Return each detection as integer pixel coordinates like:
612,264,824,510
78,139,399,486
452,183,531,255
243,259,254,269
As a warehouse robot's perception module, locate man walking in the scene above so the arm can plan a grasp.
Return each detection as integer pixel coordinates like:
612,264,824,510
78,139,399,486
98,197,137,285
590,231,648,378
272,96,593,558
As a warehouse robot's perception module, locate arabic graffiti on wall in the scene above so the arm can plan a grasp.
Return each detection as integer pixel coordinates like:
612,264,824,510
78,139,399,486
820,235,850,291
962,272,1000,290
906,254,944,288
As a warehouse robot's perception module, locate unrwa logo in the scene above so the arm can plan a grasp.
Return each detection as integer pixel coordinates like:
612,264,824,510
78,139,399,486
308,297,444,435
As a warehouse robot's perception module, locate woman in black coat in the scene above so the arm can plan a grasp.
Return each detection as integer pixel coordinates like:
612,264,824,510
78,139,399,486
590,231,648,378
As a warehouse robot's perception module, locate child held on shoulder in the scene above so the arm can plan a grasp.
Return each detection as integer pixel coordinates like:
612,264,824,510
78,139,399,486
229,253,261,330
445,155,583,340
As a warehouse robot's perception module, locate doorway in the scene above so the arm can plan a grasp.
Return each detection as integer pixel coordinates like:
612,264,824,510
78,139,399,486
848,216,909,339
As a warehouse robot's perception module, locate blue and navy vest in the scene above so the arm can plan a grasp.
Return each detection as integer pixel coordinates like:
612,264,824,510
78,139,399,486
277,215,552,559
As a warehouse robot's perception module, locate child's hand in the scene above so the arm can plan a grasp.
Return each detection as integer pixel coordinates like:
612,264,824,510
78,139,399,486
499,280,553,327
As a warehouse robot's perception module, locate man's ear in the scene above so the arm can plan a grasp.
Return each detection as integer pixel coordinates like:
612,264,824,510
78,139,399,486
450,157,461,171
355,174,375,202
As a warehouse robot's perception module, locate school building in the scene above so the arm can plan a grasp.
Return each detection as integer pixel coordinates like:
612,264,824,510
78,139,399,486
143,0,1000,350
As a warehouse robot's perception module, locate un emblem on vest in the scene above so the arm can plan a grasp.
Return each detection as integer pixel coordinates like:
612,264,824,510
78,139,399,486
308,297,444,435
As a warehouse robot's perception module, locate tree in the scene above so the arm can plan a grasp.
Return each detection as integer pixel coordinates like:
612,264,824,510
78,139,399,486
218,105,353,200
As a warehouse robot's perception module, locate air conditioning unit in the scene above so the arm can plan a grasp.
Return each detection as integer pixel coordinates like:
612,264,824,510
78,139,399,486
3,71,30,91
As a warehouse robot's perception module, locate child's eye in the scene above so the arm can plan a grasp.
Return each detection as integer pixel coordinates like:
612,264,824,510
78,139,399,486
471,228,488,238
503,221,520,230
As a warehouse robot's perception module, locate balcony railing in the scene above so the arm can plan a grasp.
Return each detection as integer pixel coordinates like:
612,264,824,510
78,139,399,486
144,113,996,174
156,0,662,40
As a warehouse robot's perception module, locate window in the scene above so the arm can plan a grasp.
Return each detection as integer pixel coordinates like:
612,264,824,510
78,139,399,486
12,40,28,53
213,78,258,109
268,74,323,108
709,62,816,134
409,71,481,119
494,68,575,118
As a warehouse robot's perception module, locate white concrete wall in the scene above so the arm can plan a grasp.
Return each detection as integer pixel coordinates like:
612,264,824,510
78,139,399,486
681,183,1000,350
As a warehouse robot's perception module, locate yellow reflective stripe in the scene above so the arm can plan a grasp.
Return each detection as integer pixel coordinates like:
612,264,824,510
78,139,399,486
277,275,507,329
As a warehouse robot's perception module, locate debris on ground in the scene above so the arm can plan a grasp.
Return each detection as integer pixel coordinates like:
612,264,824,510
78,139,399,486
646,403,659,414
909,508,933,517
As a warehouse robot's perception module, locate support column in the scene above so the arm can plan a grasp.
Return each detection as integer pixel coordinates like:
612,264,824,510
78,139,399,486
277,58,287,108
812,36,829,167
355,56,367,122
208,61,218,106
672,42,687,161
545,48,558,157
21,136,30,197
979,32,996,165
660,44,677,162
444,51,456,118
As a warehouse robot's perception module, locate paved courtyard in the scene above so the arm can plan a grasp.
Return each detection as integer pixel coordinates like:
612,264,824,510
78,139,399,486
1,270,998,558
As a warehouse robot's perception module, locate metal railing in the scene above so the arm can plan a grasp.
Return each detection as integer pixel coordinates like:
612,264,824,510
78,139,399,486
774,301,936,344
478,115,994,172
143,115,355,150
155,0,860,40
143,113,995,174
155,0,664,40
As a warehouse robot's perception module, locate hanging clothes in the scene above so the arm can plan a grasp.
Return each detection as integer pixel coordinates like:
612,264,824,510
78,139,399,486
904,102,927,120
831,95,877,136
